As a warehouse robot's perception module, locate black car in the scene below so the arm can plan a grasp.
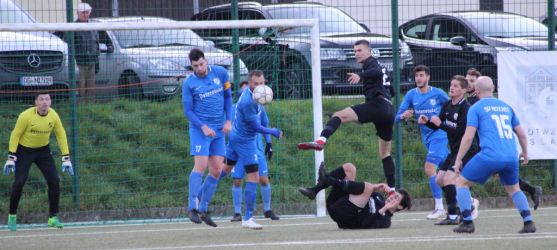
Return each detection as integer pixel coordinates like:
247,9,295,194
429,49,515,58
399,11,556,89
192,2,414,98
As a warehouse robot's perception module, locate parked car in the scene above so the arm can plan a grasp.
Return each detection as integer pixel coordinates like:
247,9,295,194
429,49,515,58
0,0,70,100
192,2,414,98
399,11,556,89
57,16,248,100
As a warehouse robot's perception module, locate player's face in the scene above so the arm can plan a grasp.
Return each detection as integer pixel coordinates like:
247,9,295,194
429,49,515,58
414,71,430,88
386,192,404,210
77,10,91,22
354,44,371,63
35,94,51,114
448,79,465,98
191,58,208,77
248,75,266,91
466,74,477,94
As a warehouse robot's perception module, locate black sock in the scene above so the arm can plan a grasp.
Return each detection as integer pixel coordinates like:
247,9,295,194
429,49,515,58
326,177,365,195
519,179,535,195
443,185,458,216
320,116,341,139
382,156,396,188
328,166,347,179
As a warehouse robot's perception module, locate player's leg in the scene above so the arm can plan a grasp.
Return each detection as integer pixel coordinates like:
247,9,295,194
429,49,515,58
34,147,63,228
258,157,279,220
499,161,536,233
425,139,448,220
187,127,210,218
518,178,542,210
376,97,396,190
298,106,359,151
197,133,226,227
378,139,396,190
7,147,35,231
230,162,245,222
243,165,262,229
299,162,354,200
435,160,459,225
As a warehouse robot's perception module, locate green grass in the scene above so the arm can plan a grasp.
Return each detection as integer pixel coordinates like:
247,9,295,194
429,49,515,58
0,96,554,217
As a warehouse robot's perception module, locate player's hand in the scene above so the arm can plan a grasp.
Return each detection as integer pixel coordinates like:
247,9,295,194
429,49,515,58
269,128,282,139
61,155,74,176
376,183,390,193
222,120,232,134
417,115,428,124
201,125,216,137
401,109,414,120
453,159,463,175
520,153,529,165
430,116,441,126
265,143,273,160
3,154,16,176
347,73,361,84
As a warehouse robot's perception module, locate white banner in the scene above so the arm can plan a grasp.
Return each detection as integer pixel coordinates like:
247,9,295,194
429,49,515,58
498,51,557,160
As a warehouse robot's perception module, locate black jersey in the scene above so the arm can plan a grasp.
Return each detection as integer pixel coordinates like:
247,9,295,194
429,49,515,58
360,192,393,229
359,56,391,101
467,94,479,105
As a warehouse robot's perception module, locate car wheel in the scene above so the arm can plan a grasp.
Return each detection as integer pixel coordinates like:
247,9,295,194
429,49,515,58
118,71,143,99
280,62,310,99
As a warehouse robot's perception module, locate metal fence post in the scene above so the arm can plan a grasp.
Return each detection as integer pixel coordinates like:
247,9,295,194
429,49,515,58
549,0,556,192
391,0,403,188
231,0,240,90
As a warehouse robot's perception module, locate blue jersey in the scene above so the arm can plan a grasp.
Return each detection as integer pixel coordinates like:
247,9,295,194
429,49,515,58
231,88,263,141
182,65,231,129
230,100,270,149
467,97,520,161
396,86,450,144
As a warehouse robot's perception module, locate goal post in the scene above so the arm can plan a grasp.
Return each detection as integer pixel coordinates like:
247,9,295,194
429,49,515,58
0,19,326,217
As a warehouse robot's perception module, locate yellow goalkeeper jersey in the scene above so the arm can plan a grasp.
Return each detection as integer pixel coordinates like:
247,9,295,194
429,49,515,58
9,107,69,155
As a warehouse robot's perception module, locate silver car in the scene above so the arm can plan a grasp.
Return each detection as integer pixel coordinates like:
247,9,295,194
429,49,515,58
89,16,248,99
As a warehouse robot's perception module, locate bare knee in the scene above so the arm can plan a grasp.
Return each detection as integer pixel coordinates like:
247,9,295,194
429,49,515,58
233,179,243,187
342,163,356,180
435,173,444,187
259,176,270,186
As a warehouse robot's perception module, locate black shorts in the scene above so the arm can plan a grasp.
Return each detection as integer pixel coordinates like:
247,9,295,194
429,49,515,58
351,95,394,141
439,149,478,172
326,188,363,229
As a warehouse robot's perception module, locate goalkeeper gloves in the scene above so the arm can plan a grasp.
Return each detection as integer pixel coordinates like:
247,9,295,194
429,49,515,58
265,143,273,160
61,155,74,176
3,153,16,176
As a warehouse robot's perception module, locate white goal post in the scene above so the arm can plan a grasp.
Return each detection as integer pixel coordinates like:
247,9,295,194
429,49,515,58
0,19,326,217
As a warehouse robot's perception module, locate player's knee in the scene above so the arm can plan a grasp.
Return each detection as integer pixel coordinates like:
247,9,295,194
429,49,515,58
233,179,243,187
259,176,269,185
342,163,356,179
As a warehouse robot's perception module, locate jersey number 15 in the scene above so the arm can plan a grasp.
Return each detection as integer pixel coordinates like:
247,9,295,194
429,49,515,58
491,114,513,139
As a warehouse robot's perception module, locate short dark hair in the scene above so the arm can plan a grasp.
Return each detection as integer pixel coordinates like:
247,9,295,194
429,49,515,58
466,68,481,77
452,75,468,89
188,48,205,62
239,81,248,88
413,65,430,76
248,70,264,79
396,188,412,211
35,91,50,100
354,39,370,47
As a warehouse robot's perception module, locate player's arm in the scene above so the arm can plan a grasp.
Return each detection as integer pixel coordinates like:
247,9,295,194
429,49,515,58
514,125,528,164
454,126,476,173
52,112,70,156
8,112,29,154
395,91,413,122
181,80,204,129
246,104,281,138
357,61,383,80
260,107,272,143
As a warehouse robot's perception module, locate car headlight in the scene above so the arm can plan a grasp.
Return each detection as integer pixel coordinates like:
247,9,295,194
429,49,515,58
400,42,413,59
320,48,347,61
149,59,185,72
495,46,526,52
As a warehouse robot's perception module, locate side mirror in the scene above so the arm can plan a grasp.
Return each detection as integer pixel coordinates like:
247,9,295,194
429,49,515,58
99,43,114,53
449,36,467,47
359,22,370,32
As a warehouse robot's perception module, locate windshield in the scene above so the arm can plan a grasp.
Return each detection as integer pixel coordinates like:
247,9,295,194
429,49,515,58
113,28,207,48
266,6,366,35
0,0,35,23
466,15,548,38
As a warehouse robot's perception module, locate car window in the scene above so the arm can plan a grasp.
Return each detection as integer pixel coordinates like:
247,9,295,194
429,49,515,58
0,0,35,23
238,10,265,37
113,28,206,48
432,19,472,43
466,14,547,38
403,20,428,39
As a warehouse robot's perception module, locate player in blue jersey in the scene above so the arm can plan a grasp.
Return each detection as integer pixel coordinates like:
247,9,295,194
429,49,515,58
395,65,450,220
224,70,282,229
182,48,233,227
452,76,535,234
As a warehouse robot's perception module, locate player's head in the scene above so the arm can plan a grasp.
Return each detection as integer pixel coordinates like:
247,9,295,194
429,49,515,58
387,188,412,212
475,76,495,98
35,92,51,114
189,48,208,77
466,68,481,94
248,70,265,91
449,75,468,99
413,65,430,89
77,3,92,22
354,39,372,63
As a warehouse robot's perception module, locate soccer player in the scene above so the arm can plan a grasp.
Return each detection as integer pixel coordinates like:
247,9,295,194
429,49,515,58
418,75,479,225
395,65,449,220
297,39,397,191
465,68,481,105
452,76,535,234
224,70,282,229
182,48,233,227
229,81,279,222
4,92,73,231
299,162,411,229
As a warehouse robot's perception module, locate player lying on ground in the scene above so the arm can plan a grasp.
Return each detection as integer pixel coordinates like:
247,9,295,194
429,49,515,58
299,162,411,229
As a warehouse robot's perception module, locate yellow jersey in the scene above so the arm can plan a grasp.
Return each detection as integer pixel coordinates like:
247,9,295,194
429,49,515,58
9,107,69,155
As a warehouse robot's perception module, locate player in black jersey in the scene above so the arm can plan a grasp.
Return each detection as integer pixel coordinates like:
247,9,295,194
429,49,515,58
298,162,411,229
298,39,396,191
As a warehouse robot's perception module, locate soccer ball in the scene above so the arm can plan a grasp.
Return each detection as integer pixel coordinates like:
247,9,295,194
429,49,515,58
252,85,274,105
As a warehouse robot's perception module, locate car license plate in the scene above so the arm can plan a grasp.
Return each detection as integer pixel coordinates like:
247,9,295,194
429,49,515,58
379,62,393,72
20,76,53,86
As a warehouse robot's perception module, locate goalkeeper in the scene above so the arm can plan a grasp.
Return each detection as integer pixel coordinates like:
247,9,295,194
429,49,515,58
4,92,74,231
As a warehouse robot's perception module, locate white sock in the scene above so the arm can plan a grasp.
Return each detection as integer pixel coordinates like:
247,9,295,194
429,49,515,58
448,214,458,220
434,198,444,211
317,136,327,143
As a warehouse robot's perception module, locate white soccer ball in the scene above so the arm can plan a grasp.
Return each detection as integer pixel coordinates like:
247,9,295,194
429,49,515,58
252,85,274,105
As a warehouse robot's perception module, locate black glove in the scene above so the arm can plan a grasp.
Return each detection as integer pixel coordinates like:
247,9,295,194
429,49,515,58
265,143,273,160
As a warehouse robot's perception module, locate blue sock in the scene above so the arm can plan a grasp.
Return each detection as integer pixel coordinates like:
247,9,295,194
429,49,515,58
219,171,228,181
198,175,219,213
244,182,257,221
260,184,271,212
188,171,203,211
429,176,442,199
232,185,243,214
512,191,532,222
457,187,472,221
197,177,209,203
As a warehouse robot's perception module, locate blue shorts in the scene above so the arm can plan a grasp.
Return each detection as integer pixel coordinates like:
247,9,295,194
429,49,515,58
461,153,519,185
425,138,448,167
189,126,225,156
231,152,268,179
226,138,258,167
